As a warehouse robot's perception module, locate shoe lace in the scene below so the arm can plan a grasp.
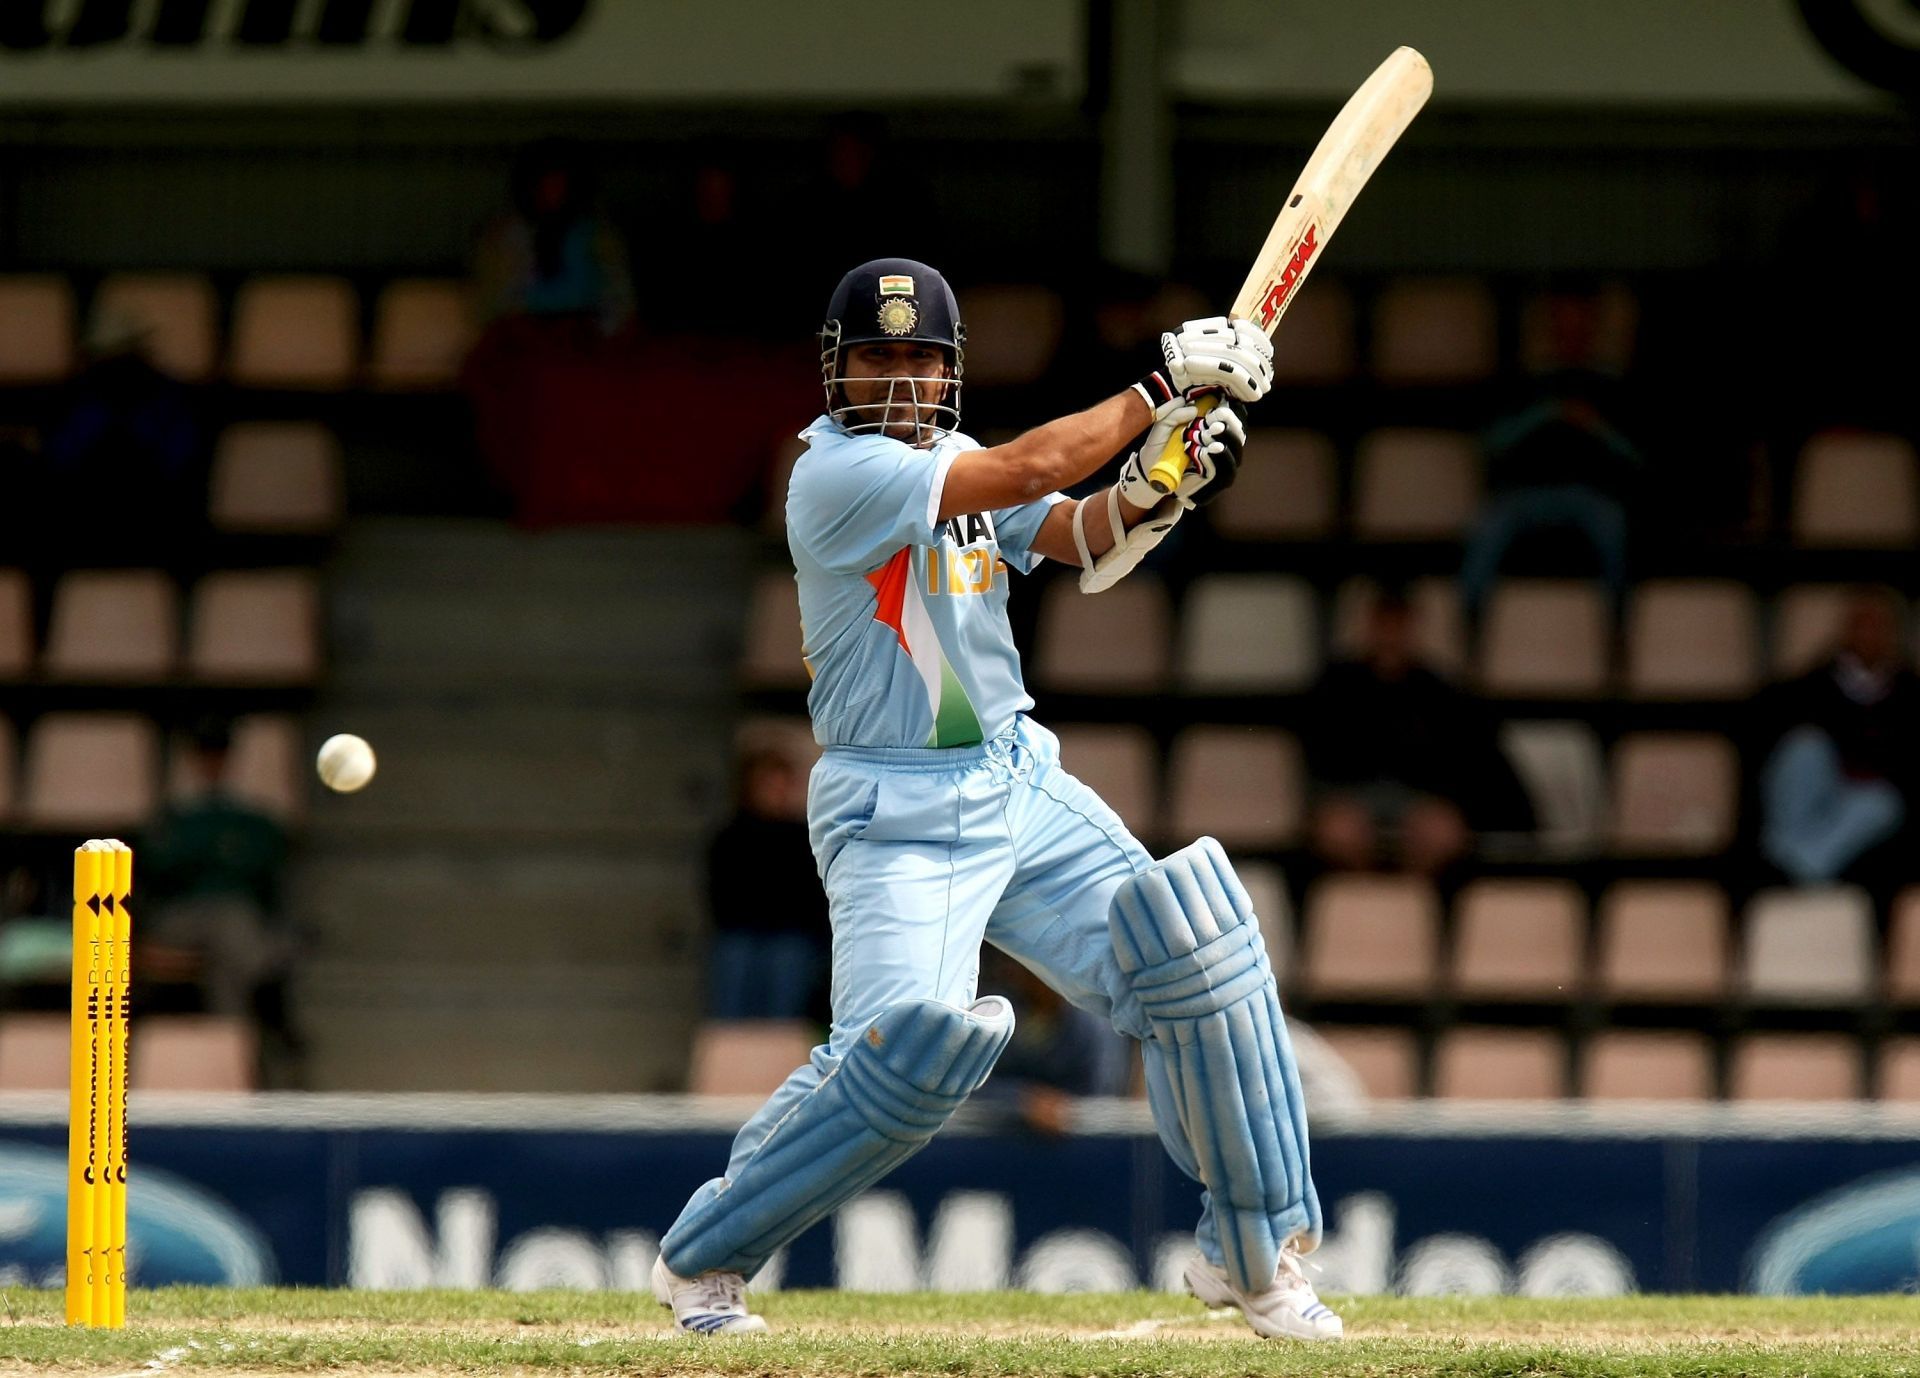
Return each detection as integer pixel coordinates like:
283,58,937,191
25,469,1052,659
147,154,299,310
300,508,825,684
1273,1245,1317,1297
689,1271,750,1314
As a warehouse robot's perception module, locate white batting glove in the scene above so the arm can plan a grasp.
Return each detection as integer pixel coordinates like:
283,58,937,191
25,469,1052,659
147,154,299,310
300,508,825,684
1117,395,1247,509
1162,316,1274,403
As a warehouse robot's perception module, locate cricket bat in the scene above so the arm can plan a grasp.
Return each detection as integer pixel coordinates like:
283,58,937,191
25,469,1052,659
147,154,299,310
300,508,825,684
1148,46,1433,494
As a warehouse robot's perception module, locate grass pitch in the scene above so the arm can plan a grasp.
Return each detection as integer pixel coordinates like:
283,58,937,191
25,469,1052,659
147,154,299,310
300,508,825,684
0,1287,1916,1376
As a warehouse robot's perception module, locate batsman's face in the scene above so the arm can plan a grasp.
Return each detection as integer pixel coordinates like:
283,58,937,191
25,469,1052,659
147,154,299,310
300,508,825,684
841,342,952,443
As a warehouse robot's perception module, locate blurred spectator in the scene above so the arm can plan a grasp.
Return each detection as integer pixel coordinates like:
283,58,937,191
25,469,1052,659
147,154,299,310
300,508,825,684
0,866,69,1003
791,115,942,287
973,949,1131,1136
19,299,210,562
474,137,633,335
137,718,298,1040
705,744,828,1020
1460,282,1643,618
1305,589,1534,874
1756,587,1919,889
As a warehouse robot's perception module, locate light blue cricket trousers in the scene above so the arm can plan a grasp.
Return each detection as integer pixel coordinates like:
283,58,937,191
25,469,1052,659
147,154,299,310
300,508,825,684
706,713,1308,1274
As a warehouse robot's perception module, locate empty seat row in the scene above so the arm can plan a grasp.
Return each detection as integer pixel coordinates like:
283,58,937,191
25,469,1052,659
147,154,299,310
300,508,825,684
1297,876,1920,1006
0,568,321,685
955,278,1609,389
745,571,1918,702
0,274,474,390
0,712,306,828
0,1013,257,1091
1329,1026,1920,1102
733,713,1735,857
1213,428,1919,550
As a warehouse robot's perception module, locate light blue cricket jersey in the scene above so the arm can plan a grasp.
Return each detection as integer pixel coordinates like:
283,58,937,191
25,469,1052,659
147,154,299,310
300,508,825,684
786,415,1063,749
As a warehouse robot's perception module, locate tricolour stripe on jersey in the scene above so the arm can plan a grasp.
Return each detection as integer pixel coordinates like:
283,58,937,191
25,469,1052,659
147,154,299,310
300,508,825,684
866,547,983,748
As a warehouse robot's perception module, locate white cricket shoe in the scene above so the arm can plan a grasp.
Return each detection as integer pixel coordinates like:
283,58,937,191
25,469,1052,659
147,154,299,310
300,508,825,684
1184,1246,1344,1341
651,1254,769,1335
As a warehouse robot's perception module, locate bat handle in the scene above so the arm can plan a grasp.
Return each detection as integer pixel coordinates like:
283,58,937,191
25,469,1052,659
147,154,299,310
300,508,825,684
1146,392,1219,495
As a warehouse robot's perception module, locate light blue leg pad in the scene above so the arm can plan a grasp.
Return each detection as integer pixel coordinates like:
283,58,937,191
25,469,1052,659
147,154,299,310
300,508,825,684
1110,837,1320,1293
661,995,1014,1279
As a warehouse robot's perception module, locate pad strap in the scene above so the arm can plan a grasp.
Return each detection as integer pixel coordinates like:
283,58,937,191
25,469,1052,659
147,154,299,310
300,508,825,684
1078,491,1182,594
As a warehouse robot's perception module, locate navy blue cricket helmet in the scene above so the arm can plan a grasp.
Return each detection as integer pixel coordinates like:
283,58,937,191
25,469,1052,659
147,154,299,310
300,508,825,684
818,257,965,438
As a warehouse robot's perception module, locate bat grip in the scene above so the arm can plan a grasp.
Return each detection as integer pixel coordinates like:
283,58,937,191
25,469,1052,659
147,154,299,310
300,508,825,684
1146,392,1219,494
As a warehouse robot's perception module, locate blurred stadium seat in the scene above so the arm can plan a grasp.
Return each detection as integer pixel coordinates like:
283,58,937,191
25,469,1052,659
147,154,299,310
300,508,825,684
1769,585,1876,676
0,569,32,680
1162,726,1301,849
21,712,159,830
1888,889,1920,1005
1233,858,1294,983
1432,1028,1564,1099
742,568,808,690
368,278,476,389
1594,882,1730,1003
1034,576,1171,693
1882,1040,1920,1101
1792,432,1919,548
210,423,346,534
1450,878,1585,1000
1478,580,1611,697
0,274,75,382
1300,874,1439,1000
1582,1031,1713,1100
689,1020,815,1095
1624,579,1759,699
1268,279,1354,384
188,570,323,684
0,1013,69,1090
1729,1035,1860,1101
132,1016,260,1092
1518,282,1637,375
1500,720,1607,854
952,285,1064,386
1210,431,1337,541
43,569,180,682
1333,577,1466,678
1607,732,1737,855
0,715,14,822
1316,1026,1419,1100
1351,429,1480,539
1177,574,1319,692
228,274,358,389
1371,278,1499,383
93,272,218,381
1051,724,1156,834
167,714,305,823
1741,887,1875,1005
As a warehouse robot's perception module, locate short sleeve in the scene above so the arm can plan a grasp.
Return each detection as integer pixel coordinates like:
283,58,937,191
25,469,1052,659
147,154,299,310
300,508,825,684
991,492,1068,575
789,429,955,574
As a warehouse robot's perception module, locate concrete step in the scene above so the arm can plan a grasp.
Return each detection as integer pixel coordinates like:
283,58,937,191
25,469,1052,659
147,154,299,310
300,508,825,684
290,843,703,964
325,519,757,696
302,703,731,844
295,962,703,1092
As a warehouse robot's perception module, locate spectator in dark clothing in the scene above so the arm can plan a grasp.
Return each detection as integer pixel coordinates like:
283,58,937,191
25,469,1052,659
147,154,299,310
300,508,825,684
1757,587,1919,887
473,137,633,335
1460,285,1642,617
973,950,1130,1136
138,718,298,1041
22,300,210,562
1305,590,1534,875
706,746,830,1019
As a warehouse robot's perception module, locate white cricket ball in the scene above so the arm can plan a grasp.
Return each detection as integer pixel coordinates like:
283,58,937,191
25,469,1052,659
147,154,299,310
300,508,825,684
316,733,377,793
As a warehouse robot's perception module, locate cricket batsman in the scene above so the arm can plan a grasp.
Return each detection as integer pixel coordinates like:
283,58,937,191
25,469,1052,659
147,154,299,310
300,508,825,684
652,258,1337,1341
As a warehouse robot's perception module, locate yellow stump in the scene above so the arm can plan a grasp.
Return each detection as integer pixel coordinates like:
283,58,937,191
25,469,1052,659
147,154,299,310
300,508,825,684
66,840,131,1328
